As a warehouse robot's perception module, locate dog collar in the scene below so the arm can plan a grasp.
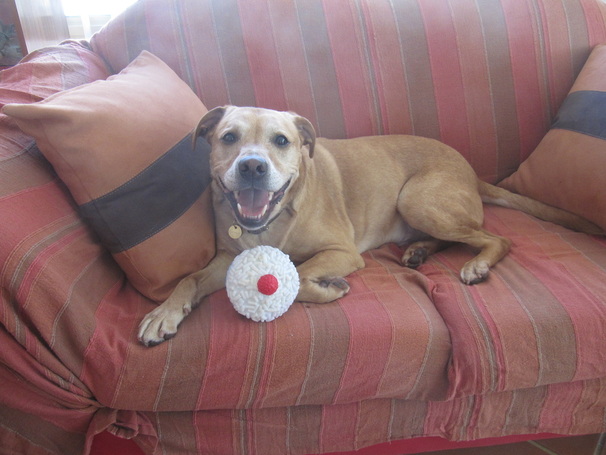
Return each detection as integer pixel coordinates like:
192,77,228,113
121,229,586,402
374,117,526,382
229,209,284,238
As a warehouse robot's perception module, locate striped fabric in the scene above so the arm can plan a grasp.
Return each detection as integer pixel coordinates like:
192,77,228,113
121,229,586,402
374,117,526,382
91,0,606,183
428,207,606,397
84,245,451,412
137,378,606,454
1,2,606,455
0,42,112,455
0,42,109,161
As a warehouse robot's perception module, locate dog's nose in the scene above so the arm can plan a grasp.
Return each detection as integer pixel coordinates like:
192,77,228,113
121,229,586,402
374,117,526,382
238,156,268,179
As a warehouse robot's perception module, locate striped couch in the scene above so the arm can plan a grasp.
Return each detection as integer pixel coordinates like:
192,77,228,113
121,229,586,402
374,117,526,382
1,0,606,454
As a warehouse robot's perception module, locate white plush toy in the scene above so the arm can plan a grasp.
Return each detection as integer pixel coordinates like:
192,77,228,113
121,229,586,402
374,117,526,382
226,245,300,322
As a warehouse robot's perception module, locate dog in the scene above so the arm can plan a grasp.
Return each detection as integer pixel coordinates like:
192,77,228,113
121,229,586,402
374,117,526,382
138,106,602,346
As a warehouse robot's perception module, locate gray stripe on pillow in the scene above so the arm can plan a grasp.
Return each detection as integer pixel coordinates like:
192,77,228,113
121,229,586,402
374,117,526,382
79,134,211,253
552,90,606,139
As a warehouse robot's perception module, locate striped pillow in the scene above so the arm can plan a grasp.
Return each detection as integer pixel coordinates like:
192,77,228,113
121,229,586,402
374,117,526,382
499,44,606,231
3,51,215,302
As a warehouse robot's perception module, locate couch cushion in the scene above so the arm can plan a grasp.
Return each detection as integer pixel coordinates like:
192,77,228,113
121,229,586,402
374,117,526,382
85,244,450,411
499,44,606,232
424,206,606,398
3,51,215,302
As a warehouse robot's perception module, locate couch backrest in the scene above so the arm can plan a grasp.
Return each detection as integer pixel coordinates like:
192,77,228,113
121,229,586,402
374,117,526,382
90,0,606,183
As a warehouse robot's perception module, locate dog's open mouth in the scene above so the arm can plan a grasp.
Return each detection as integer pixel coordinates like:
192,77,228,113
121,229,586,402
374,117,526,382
224,179,290,230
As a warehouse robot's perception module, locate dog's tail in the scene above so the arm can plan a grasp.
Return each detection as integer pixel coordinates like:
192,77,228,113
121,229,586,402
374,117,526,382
478,180,603,235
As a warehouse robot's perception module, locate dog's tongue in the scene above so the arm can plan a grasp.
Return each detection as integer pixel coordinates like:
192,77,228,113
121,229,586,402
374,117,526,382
236,188,271,218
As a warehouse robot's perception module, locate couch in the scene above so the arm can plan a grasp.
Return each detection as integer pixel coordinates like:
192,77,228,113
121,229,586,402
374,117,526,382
1,0,606,454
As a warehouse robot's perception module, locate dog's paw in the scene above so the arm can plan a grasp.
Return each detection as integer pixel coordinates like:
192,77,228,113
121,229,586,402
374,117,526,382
318,276,350,291
460,260,490,285
297,276,350,303
402,246,429,269
138,301,192,347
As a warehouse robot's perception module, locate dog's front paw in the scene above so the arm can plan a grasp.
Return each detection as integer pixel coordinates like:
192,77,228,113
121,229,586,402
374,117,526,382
138,301,192,347
297,276,350,303
318,276,350,291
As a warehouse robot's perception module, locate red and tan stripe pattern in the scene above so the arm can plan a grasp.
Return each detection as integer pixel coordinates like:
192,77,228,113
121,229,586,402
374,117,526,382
426,206,606,397
2,1,606,455
137,378,606,454
0,42,113,454
92,0,606,182
83,246,450,412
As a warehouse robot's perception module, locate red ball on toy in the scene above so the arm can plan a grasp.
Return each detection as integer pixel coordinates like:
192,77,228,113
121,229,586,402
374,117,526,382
257,274,279,295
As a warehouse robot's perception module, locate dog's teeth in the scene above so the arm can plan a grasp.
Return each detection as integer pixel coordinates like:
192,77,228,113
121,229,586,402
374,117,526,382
237,203,243,216
261,205,268,217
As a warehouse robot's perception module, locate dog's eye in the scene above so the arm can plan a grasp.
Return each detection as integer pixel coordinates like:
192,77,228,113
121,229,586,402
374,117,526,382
221,132,237,144
275,135,289,147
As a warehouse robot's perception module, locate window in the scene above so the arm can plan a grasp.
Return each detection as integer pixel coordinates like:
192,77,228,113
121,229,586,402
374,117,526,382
61,0,136,39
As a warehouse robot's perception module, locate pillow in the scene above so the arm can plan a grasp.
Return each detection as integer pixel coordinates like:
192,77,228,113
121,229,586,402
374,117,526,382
499,44,606,232
3,51,215,302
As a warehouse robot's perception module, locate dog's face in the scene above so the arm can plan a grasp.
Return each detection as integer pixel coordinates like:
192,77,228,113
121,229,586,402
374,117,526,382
195,106,316,232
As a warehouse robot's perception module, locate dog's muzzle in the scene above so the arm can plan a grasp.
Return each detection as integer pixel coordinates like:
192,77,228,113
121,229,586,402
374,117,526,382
220,156,291,231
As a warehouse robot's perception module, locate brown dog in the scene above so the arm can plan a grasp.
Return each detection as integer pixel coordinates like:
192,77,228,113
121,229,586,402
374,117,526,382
138,106,601,346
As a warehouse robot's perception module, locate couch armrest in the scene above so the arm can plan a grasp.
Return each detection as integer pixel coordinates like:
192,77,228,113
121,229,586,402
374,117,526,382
0,40,114,454
1,41,111,159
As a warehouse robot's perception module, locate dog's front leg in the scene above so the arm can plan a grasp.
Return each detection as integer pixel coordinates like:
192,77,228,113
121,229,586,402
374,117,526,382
138,251,234,346
296,249,364,304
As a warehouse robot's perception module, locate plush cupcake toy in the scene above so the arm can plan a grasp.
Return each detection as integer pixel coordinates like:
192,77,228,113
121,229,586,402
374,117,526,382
226,246,299,322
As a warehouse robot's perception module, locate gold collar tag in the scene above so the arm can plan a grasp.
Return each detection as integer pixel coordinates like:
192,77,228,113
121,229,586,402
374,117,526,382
228,224,243,239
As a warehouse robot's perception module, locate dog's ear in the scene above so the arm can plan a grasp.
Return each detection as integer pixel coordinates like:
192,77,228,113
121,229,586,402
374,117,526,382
294,115,316,158
192,106,228,148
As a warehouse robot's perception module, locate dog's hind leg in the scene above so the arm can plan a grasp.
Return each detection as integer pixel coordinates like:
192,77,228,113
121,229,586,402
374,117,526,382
397,177,511,284
451,227,511,284
404,226,511,284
